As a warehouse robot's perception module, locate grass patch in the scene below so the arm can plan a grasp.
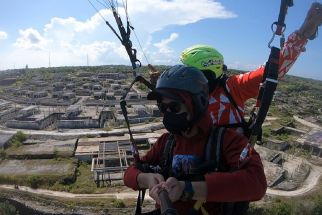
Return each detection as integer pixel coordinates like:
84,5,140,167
50,162,106,194
0,200,19,215
0,158,77,188
8,131,28,148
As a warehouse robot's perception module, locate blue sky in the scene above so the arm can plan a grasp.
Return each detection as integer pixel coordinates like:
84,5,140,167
0,0,321,80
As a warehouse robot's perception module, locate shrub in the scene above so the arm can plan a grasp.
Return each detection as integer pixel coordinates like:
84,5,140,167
8,131,27,148
0,201,19,215
15,131,27,142
28,175,42,189
312,195,322,215
0,148,6,160
264,201,291,215
112,199,125,208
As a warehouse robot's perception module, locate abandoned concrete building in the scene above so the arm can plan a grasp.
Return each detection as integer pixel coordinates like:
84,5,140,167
0,78,17,86
31,81,48,87
97,72,120,80
114,104,157,125
132,105,148,117
62,92,76,100
0,99,11,111
6,113,61,130
6,112,62,130
52,91,64,99
13,89,27,96
106,93,116,100
109,84,121,91
15,106,39,119
33,91,48,98
58,107,113,129
78,71,93,77
127,92,139,100
93,84,102,91
93,92,106,100
66,83,76,90
75,89,91,96
83,83,93,90
53,82,65,91
145,104,161,117
0,101,20,124
66,105,82,119
301,129,322,157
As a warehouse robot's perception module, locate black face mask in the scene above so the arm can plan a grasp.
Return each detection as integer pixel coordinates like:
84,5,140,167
163,111,192,135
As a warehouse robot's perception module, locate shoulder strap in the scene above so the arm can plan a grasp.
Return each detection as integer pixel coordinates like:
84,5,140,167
206,126,226,171
219,75,247,125
160,134,176,174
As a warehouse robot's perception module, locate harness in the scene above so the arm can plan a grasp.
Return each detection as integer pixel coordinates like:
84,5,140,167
158,127,249,215
217,74,249,130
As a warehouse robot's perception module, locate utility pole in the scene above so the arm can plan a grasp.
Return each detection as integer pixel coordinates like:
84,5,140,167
49,52,51,68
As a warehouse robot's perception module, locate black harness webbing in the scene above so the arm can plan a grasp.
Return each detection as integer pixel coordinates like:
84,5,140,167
249,47,280,146
219,75,248,128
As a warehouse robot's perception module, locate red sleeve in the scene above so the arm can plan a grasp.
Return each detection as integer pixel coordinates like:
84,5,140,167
227,67,264,103
278,32,307,79
205,129,267,202
123,133,170,190
226,31,307,104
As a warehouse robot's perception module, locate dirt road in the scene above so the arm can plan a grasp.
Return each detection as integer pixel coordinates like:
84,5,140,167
0,184,153,201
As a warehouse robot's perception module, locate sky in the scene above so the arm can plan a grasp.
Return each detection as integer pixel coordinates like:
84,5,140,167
0,0,321,80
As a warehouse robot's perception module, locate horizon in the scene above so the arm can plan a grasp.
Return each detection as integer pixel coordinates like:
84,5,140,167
2,64,321,84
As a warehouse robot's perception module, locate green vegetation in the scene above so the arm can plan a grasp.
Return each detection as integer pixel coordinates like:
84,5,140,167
0,148,6,160
84,134,97,138
112,199,126,208
286,145,312,160
0,201,19,215
50,162,105,194
28,175,42,189
137,82,148,91
275,133,292,141
53,148,59,159
264,200,292,215
262,127,272,138
8,131,27,148
0,159,77,188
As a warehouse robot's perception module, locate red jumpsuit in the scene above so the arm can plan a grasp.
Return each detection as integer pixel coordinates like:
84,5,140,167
209,32,307,125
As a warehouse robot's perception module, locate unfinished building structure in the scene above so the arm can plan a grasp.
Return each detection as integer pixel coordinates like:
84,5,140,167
76,133,161,186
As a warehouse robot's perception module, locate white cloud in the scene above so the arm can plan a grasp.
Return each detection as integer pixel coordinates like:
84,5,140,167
3,0,236,69
127,0,236,33
0,31,8,40
154,33,179,54
14,28,49,50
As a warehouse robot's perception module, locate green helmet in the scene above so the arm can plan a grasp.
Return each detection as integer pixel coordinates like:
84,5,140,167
180,45,224,79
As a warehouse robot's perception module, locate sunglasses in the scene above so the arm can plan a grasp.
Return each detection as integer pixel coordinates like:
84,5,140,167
157,101,182,114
